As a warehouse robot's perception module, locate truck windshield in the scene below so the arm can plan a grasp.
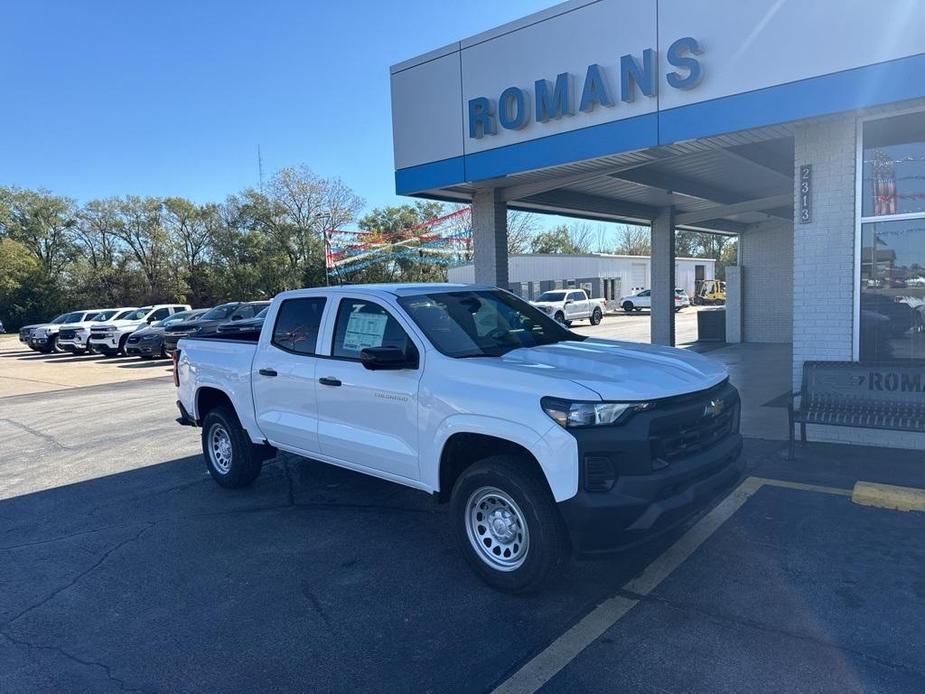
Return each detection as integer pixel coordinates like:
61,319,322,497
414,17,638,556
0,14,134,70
536,291,567,302
121,307,153,321
398,290,577,358
200,304,237,321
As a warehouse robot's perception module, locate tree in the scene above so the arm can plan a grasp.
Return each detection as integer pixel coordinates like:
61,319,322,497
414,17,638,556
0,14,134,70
350,202,450,284
265,166,364,288
612,225,650,255
0,238,63,329
529,224,593,254
113,196,171,301
0,186,78,277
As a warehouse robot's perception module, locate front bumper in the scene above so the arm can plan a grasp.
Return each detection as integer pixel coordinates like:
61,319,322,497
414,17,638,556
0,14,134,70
556,381,743,554
126,339,162,356
89,336,119,351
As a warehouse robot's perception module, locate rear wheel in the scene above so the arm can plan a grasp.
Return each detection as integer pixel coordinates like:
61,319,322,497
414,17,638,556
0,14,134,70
450,455,570,593
201,406,264,488
590,307,603,325
622,301,634,313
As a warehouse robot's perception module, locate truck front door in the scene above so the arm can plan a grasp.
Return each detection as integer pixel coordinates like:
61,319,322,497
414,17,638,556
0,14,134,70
252,296,327,454
566,290,589,320
315,297,422,482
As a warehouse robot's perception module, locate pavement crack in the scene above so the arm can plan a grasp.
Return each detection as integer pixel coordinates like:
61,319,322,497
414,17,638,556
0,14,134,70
0,630,156,693
0,417,71,450
0,521,152,552
300,582,336,633
3,523,154,628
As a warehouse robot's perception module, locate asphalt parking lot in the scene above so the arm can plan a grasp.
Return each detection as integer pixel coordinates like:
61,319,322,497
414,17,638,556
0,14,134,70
1,336,924,693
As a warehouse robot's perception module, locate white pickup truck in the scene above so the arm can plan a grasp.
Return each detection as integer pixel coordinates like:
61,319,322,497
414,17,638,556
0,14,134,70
530,288,606,326
175,283,742,592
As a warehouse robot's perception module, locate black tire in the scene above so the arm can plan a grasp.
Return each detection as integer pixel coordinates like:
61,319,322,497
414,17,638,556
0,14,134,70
450,455,570,593
590,307,603,325
139,355,153,360
622,301,634,313
554,311,565,325
564,320,572,328
49,336,62,353
117,334,129,356
201,406,264,489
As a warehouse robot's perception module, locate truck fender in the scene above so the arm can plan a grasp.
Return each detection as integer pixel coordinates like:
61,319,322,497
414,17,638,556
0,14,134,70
425,414,579,502
193,381,264,445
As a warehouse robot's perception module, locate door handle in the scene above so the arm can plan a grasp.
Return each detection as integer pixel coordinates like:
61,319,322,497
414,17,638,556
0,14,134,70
318,377,342,387
258,368,278,377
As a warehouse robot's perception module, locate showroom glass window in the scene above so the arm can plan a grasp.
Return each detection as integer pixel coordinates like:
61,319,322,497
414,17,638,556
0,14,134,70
859,111,925,362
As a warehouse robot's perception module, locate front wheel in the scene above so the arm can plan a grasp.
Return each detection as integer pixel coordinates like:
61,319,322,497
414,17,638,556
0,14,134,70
201,406,264,488
554,311,565,325
622,301,634,313
450,455,570,593
590,307,603,325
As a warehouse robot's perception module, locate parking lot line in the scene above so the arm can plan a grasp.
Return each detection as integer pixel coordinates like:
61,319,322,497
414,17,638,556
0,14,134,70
492,475,854,694
852,481,925,513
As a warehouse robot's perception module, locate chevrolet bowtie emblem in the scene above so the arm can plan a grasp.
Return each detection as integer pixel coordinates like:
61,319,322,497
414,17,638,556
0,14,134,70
704,399,725,417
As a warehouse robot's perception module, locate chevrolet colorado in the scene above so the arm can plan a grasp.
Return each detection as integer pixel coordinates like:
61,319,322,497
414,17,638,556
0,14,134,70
175,284,742,592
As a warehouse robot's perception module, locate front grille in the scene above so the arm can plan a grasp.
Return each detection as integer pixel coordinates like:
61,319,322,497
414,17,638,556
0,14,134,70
59,329,76,340
651,406,736,462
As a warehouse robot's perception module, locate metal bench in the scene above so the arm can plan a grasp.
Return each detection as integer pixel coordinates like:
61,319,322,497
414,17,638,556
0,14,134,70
788,361,925,459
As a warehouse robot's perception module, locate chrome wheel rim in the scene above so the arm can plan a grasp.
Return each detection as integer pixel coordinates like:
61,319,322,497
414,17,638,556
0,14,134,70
208,423,233,474
465,487,529,571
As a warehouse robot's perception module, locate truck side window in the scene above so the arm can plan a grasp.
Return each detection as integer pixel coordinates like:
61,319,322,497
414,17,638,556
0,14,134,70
149,308,170,321
331,299,415,361
234,304,256,320
272,298,327,355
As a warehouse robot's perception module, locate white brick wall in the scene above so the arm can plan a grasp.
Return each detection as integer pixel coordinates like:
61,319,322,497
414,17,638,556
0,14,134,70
792,109,925,450
741,218,793,343
792,116,857,390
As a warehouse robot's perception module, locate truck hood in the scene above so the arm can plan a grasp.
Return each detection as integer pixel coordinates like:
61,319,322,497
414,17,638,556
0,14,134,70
499,338,727,401
91,320,143,330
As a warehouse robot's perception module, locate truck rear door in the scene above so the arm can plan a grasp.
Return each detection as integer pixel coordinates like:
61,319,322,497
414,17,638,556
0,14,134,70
251,296,328,455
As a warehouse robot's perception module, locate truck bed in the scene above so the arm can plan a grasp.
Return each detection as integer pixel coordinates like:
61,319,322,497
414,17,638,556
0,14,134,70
176,335,262,442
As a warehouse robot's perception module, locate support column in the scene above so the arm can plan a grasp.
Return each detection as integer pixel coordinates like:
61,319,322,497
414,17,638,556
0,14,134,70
650,207,676,346
471,189,508,287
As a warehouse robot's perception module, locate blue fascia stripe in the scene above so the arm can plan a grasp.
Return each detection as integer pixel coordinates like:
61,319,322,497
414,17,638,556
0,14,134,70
395,156,466,196
659,52,925,144
394,52,925,195
464,112,658,183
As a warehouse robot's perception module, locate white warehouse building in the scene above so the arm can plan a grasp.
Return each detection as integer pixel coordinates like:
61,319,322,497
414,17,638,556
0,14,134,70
447,254,715,301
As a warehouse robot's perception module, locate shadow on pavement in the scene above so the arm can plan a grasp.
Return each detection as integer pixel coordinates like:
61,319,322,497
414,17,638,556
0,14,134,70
0,453,667,694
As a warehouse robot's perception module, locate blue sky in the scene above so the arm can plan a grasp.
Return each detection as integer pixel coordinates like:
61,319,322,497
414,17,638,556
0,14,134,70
0,0,555,213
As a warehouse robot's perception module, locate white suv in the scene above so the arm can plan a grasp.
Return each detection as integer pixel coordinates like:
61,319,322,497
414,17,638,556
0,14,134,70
89,304,190,356
619,288,690,313
58,307,136,355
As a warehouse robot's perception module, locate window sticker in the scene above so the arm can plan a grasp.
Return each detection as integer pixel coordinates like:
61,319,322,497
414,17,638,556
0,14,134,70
342,312,388,351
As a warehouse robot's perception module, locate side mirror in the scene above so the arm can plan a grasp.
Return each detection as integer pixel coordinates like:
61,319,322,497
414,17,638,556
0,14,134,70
360,346,411,370
564,299,573,305
147,316,156,323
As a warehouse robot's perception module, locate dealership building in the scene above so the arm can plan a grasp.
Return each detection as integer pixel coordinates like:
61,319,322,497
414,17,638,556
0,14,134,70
389,0,925,447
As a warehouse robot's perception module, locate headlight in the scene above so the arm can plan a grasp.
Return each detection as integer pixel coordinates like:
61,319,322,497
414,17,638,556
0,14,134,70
541,397,653,428
141,334,159,341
